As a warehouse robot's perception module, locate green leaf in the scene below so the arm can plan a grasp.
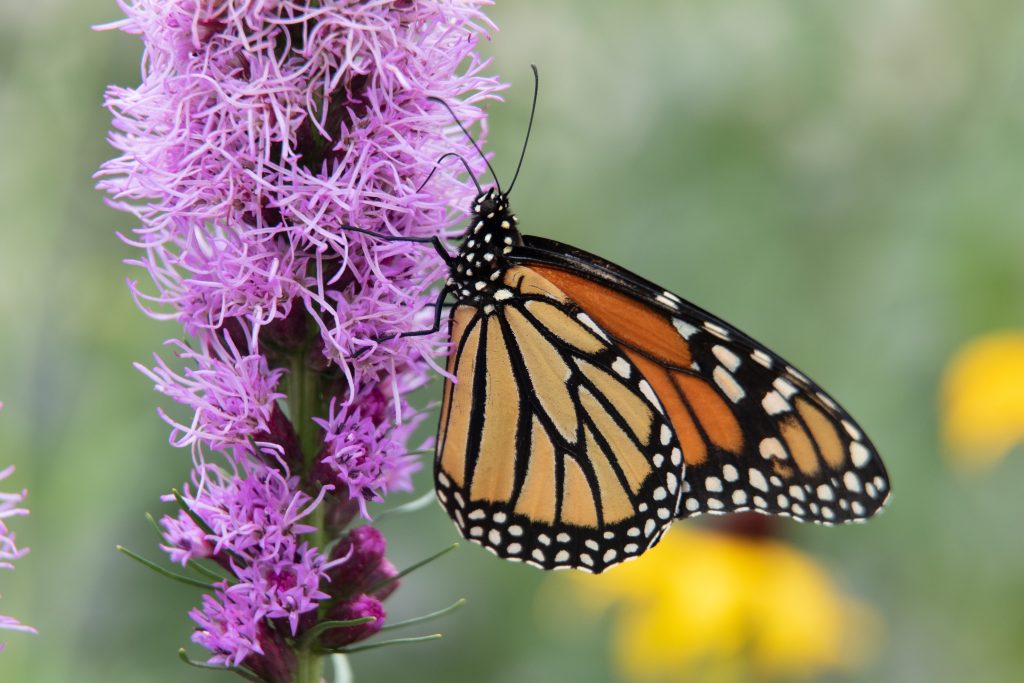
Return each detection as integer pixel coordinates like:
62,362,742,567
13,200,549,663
374,489,438,522
380,598,466,631
297,617,377,649
367,543,458,594
186,558,232,582
116,546,213,590
172,488,216,536
177,648,267,682
333,633,443,655
144,511,164,538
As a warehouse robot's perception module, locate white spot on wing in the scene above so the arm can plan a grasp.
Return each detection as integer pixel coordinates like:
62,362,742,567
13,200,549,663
759,437,787,461
749,468,769,492
713,366,746,403
761,390,790,415
787,366,809,383
639,380,663,413
612,357,631,378
773,377,798,399
704,321,730,339
656,293,677,308
673,318,699,339
751,349,772,367
712,345,741,372
850,442,871,468
576,313,610,341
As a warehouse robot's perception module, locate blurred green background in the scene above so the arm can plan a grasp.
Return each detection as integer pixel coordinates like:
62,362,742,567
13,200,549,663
2,1,1024,681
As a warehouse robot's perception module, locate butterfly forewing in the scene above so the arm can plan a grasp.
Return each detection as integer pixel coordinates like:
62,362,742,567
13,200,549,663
510,236,891,526
435,267,683,573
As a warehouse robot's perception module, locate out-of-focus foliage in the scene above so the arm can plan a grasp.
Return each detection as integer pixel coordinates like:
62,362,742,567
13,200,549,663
2,1,1023,682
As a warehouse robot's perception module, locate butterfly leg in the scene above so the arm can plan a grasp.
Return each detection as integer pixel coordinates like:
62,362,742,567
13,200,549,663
337,224,454,266
351,285,452,358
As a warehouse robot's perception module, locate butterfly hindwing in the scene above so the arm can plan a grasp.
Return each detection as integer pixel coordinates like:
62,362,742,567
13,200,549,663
435,267,684,573
510,236,891,526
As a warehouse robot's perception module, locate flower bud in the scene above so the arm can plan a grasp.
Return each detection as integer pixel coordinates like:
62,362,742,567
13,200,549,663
328,525,387,593
321,595,385,648
244,623,296,683
367,558,400,601
254,402,302,469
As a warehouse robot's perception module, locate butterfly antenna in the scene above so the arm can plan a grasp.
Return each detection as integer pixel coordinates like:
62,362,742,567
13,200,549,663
427,96,501,194
417,152,483,194
506,65,539,196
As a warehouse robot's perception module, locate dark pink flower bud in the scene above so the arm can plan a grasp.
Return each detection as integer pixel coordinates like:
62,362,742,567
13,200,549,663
328,526,387,592
263,304,308,350
321,595,385,648
254,402,302,469
367,558,400,601
244,623,296,683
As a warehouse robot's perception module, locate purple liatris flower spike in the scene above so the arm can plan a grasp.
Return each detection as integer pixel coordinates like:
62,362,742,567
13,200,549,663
0,457,35,649
98,0,501,677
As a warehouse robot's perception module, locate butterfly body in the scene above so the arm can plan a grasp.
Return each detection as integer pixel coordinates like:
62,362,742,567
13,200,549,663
429,185,891,574
446,189,523,308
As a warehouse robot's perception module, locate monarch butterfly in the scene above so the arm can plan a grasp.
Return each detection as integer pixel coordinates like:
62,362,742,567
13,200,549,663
355,68,890,573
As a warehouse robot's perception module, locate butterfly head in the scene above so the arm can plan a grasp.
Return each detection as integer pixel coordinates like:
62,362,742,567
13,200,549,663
471,187,511,220
466,187,521,241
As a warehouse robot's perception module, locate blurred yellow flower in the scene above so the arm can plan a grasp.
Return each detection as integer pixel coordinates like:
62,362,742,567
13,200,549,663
941,332,1024,469
559,526,880,682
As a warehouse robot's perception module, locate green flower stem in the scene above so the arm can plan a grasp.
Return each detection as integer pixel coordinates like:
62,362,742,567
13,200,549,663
295,645,323,683
291,347,328,683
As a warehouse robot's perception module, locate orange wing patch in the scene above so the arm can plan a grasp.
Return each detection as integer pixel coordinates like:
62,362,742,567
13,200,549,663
529,265,692,367
673,373,744,454
471,318,519,502
795,398,845,470
526,265,744,466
